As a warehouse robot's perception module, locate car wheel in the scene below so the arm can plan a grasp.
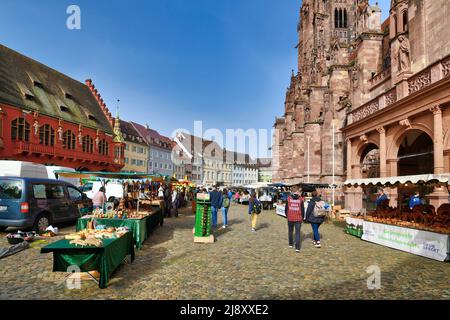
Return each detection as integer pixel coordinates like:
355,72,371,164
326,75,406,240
33,214,51,233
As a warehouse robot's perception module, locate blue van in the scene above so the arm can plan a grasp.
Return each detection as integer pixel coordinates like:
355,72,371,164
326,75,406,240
0,177,92,232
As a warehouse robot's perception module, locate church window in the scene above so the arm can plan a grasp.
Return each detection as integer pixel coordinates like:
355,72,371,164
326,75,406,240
402,11,408,32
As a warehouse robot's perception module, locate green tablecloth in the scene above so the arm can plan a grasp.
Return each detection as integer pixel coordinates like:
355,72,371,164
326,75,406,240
76,208,163,250
40,232,134,289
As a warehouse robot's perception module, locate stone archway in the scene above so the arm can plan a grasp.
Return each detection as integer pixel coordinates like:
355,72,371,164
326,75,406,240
397,129,434,176
387,123,433,161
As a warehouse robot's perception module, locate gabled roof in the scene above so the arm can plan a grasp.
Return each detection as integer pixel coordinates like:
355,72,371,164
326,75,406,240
120,120,147,146
131,122,171,150
0,44,113,134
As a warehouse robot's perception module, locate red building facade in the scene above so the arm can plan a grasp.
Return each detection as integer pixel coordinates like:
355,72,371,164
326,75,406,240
0,45,124,171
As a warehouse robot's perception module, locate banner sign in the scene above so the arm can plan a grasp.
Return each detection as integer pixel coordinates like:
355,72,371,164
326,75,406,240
276,204,286,218
362,221,450,262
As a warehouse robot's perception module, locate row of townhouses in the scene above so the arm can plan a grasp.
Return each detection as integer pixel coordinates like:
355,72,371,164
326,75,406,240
173,132,272,187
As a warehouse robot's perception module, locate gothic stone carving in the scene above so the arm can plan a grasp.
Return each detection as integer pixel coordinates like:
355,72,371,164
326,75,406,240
408,70,432,94
351,100,379,122
398,35,411,72
385,89,397,106
399,118,412,129
442,56,450,77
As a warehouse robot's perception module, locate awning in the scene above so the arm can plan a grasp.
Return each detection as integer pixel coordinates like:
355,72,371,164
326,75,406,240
54,170,165,181
344,174,450,187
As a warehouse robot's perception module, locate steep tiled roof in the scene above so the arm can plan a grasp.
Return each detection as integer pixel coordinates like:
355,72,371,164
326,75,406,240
0,44,113,133
120,120,147,146
131,122,171,150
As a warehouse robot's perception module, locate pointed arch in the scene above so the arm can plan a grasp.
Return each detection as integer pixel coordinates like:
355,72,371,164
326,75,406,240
339,8,343,28
344,9,348,28
335,8,339,28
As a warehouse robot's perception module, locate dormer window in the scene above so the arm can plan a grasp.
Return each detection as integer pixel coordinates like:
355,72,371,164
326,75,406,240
25,93,35,101
33,81,44,89
60,105,69,113
65,93,74,100
88,114,97,122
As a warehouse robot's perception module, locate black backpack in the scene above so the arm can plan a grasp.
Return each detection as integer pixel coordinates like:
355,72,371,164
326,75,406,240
252,200,262,215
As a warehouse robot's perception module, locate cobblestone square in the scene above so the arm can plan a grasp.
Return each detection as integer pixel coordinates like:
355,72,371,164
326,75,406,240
1,204,449,300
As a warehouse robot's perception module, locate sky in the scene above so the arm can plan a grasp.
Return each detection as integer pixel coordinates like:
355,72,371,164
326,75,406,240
0,0,390,158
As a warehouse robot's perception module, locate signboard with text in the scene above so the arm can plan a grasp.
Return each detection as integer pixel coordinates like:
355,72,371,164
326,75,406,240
276,204,286,218
362,221,450,262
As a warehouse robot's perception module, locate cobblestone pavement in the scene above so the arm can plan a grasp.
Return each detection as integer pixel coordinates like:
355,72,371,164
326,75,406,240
0,203,449,300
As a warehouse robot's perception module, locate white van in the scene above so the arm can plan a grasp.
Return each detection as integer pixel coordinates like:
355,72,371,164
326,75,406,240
0,160,48,179
81,181,124,201
46,166,80,187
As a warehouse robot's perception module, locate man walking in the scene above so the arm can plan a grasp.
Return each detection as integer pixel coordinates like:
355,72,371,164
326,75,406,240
209,186,223,228
285,187,304,253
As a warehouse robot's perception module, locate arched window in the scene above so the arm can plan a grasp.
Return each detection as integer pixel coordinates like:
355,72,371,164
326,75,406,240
343,9,348,28
335,9,339,28
339,9,343,28
39,124,55,146
402,11,408,32
98,139,109,156
82,135,94,153
393,15,398,35
63,130,76,150
11,118,30,142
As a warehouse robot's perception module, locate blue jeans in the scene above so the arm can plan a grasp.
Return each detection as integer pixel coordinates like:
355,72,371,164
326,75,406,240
211,206,219,227
288,221,302,250
311,223,321,242
221,207,229,226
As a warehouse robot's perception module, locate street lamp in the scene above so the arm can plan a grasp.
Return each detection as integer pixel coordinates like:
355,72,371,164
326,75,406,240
307,136,311,183
331,119,340,208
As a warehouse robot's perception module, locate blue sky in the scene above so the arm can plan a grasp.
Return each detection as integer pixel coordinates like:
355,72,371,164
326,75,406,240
0,0,390,157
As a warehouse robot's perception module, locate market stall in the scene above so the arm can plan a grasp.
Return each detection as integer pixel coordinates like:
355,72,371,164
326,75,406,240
56,171,164,249
41,228,134,289
344,174,450,261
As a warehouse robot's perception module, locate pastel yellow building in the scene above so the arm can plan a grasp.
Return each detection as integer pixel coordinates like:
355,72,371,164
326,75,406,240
120,120,149,173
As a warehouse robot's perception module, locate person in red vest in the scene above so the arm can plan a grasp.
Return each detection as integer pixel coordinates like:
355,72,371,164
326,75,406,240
285,186,305,253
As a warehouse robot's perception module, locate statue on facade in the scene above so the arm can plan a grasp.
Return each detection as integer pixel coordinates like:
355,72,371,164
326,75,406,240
398,35,411,72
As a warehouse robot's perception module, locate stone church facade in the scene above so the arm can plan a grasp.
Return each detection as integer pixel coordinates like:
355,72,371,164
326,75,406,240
273,0,450,209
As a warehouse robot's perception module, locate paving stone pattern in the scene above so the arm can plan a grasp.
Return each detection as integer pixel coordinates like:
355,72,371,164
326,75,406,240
0,204,449,300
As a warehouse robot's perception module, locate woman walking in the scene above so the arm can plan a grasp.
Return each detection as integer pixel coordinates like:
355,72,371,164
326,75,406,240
248,191,261,233
305,190,325,248
221,189,231,229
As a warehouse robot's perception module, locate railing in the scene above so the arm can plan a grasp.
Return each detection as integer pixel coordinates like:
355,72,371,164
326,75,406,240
14,141,113,164
369,67,391,88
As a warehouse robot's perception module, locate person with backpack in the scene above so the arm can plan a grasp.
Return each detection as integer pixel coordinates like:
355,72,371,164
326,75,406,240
248,191,262,233
305,190,326,248
285,187,305,253
221,189,231,229
209,186,223,229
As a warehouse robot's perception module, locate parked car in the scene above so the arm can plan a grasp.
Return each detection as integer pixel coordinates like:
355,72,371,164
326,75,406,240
0,177,92,232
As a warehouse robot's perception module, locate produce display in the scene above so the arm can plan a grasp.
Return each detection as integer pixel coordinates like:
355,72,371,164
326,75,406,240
91,198,153,220
65,227,129,247
366,203,450,234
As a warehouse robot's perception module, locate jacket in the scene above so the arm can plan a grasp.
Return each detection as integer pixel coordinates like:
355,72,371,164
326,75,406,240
305,196,325,224
210,190,223,209
409,196,422,209
285,194,304,222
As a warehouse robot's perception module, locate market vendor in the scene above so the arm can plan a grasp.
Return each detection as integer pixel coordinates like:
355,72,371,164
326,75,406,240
93,187,107,210
375,189,388,208
409,192,423,210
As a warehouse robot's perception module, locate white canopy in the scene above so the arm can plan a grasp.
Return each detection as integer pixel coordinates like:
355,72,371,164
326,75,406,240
344,174,450,187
